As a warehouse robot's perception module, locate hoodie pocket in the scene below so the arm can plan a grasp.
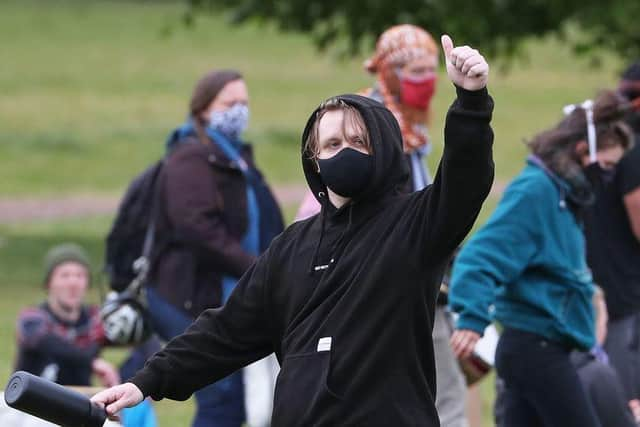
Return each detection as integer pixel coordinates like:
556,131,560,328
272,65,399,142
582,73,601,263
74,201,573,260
271,350,343,425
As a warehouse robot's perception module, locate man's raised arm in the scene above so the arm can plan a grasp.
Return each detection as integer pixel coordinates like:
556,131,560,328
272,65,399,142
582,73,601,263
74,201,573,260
413,35,495,257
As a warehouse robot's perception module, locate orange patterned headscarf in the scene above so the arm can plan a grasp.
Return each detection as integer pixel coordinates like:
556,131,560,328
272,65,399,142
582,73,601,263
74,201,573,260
364,25,438,152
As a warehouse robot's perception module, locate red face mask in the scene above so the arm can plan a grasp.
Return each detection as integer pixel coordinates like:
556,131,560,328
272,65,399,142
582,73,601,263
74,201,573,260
400,74,437,110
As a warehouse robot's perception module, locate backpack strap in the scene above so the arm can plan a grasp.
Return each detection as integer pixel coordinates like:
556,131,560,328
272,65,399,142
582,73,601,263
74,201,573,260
127,214,155,294
126,160,165,296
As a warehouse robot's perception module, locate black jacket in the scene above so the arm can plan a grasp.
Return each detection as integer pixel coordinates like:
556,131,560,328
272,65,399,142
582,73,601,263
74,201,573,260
150,136,283,317
132,87,494,426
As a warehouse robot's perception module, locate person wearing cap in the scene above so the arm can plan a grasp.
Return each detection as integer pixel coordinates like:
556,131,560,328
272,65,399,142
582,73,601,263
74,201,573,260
449,90,634,427
92,34,493,426
140,69,284,427
14,243,158,427
15,243,120,389
581,62,640,403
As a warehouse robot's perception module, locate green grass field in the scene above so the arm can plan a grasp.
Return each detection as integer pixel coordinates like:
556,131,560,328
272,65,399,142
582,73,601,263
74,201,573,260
0,0,627,425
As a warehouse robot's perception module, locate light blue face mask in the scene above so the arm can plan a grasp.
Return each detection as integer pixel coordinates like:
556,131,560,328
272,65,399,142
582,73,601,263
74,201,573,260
207,103,250,141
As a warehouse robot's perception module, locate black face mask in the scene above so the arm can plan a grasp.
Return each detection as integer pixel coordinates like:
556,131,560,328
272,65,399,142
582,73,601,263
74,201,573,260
317,148,373,198
583,162,616,194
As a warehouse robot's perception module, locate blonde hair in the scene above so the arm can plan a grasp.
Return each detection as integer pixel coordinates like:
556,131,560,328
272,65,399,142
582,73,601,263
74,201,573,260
304,98,371,162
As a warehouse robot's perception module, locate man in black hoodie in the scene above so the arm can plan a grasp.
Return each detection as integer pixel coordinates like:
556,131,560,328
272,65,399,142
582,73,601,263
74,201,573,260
92,34,494,426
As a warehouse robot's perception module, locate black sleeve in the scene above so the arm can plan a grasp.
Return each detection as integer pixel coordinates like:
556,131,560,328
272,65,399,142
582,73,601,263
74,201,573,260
617,142,640,196
411,86,495,258
129,245,276,401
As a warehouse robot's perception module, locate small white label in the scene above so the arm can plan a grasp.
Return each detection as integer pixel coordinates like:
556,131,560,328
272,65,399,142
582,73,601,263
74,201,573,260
317,337,332,352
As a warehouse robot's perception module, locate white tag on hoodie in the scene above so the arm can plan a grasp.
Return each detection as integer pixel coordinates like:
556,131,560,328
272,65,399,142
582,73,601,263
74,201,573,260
317,337,332,352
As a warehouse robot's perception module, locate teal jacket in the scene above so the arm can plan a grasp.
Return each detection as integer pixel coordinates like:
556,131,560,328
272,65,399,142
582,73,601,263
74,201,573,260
449,159,595,350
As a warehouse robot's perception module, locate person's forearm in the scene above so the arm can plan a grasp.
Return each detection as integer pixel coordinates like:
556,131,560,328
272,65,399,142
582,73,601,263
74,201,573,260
444,86,494,162
417,86,494,256
129,310,265,401
131,256,274,401
440,86,495,200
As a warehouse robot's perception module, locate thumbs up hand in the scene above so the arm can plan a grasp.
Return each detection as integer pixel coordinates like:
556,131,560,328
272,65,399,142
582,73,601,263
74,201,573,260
441,34,489,91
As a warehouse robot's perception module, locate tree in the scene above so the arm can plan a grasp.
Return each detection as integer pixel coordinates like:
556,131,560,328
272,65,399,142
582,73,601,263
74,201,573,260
185,0,640,60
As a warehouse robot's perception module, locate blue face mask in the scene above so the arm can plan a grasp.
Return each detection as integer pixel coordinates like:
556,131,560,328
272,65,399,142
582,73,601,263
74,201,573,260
207,103,249,141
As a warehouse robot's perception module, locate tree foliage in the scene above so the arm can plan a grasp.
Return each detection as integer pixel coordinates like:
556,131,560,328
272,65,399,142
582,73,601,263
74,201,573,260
186,0,640,60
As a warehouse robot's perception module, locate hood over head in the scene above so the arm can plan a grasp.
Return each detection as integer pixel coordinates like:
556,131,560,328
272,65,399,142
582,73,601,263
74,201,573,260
301,94,410,206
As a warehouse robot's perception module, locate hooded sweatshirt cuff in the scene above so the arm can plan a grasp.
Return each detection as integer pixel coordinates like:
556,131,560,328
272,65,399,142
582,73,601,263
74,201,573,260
454,86,491,112
129,368,162,400
455,314,489,336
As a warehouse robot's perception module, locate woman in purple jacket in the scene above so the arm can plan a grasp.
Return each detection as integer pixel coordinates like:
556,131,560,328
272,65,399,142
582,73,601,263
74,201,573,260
144,70,284,427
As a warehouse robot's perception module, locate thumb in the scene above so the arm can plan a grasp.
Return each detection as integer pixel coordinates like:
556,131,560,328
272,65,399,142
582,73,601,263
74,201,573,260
441,34,454,61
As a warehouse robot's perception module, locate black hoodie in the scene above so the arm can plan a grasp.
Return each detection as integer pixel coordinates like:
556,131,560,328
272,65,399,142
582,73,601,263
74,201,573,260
131,86,494,426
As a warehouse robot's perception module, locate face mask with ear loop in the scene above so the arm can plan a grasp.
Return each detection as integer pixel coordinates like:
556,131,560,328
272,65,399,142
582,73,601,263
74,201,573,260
317,148,373,198
563,99,626,199
560,100,600,207
563,99,597,164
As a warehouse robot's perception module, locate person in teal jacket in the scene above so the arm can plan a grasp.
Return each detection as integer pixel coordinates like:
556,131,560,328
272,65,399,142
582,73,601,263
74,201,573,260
448,90,635,427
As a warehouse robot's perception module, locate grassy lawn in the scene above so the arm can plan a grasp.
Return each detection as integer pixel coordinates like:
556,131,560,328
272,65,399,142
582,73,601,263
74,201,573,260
0,0,370,196
0,1,623,197
0,0,628,425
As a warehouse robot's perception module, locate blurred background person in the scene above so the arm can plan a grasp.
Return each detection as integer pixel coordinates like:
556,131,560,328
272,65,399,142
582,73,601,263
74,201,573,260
435,249,474,427
449,90,634,427
362,24,438,190
14,243,157,427
144,69,284,427
583,61,640,404
494,287,640,426
619,62,640,141
569,287,640,426
15,243,119,388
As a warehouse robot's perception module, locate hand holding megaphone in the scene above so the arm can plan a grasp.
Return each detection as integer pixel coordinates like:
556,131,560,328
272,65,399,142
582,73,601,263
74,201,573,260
5,371,107,427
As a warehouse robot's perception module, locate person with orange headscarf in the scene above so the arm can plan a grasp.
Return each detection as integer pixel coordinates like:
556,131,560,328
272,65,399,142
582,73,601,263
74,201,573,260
362,24,439,192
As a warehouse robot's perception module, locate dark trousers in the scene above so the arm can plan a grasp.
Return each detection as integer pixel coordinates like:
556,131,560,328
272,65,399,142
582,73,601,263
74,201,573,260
495,328,601,427
605,312,640,401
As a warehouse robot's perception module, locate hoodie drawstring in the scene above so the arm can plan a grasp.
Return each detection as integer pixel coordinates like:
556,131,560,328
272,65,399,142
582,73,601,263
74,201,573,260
308,192,328,274
308,196,355,275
